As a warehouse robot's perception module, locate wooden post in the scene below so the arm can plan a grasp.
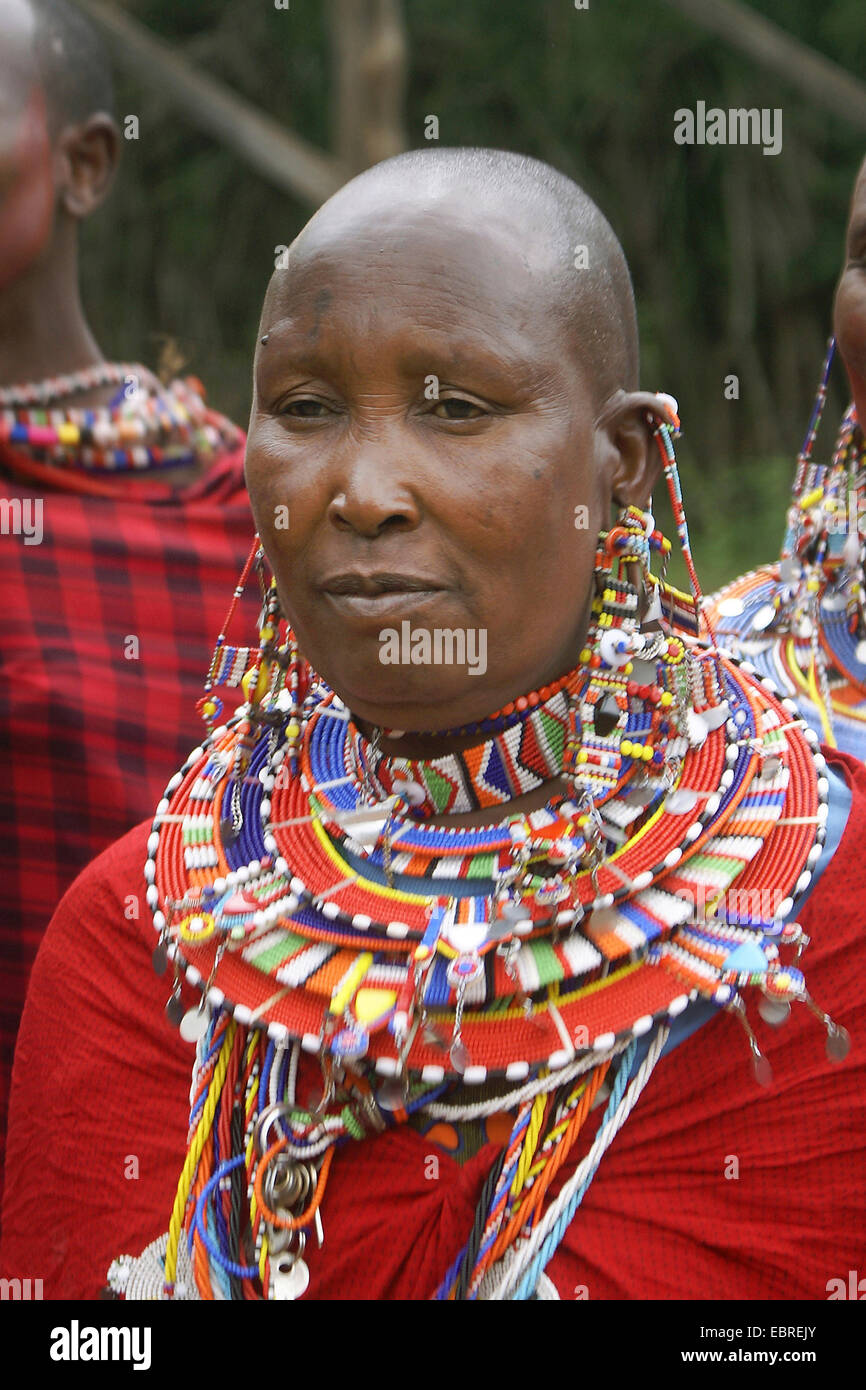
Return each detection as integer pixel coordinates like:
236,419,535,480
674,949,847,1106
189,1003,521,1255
330,0,409,174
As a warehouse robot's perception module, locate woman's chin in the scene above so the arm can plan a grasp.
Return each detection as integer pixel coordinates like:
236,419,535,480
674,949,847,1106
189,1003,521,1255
320,666,490,730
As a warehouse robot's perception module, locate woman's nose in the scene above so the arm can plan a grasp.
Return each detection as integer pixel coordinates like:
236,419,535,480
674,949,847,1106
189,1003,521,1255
327,451,422,537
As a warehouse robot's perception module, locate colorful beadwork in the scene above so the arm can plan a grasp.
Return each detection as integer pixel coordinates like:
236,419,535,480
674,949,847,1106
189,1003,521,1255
705,342,866,756
109,400,848,1303
0,365,243,474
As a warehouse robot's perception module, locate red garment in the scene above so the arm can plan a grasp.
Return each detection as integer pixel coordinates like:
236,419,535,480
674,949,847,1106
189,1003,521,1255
0,441,258,1211
2,751,865,1301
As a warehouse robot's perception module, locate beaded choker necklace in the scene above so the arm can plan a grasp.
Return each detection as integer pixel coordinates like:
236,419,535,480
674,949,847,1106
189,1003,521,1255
0,363,243,474
108,414,850,1303
351,677,574,819
706,340,866,755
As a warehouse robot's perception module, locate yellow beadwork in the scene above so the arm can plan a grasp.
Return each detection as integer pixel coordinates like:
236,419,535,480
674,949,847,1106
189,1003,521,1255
165,1021,236,1287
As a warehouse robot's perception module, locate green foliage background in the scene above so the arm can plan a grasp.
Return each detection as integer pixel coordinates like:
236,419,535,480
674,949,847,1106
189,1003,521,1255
79,0,866,591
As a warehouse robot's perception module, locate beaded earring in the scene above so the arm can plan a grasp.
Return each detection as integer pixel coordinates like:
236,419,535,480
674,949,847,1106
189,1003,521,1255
197,539,313,774
197,537,263,731
776,342,866,738
281,624,314,777
569,398,728,818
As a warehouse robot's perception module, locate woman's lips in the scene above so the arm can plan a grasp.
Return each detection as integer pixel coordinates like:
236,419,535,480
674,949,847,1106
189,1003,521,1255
321,588,445,620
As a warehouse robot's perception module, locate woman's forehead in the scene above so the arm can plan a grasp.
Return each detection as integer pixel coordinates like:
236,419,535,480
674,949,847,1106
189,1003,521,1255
279,200,551,295
261,202,572,367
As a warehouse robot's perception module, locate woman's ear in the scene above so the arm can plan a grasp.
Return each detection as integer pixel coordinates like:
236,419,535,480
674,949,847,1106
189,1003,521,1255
57,113,120,219
594,389,673,508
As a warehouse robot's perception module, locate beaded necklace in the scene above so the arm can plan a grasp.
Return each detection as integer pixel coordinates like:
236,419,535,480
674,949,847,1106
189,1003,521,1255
0,364,243,474
0,360,147,408
108,414,849,1303
705,340,866,756
349,683,574,818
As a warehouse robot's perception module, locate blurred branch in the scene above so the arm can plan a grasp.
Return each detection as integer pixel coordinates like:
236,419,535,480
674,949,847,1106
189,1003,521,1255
329,0,408,172
78,0,348,204
660,0,866,131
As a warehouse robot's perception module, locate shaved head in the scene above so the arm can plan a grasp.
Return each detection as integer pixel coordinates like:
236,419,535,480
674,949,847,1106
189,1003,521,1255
25,0,115,133
248,145,660,734
263,147,639,410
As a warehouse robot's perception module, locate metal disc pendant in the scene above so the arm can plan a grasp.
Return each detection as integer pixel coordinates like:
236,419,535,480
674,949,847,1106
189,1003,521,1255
449,1039,470,1073
179,1007,210,1043
165,993,185,1027
665,787,698,815
376,1078,407,1111
753,1054,773,1088
152,942,168,977
826,1025,851,1062
717,596,745,618
751,603,776,632
272,1256,310,1300
757,996,790,1027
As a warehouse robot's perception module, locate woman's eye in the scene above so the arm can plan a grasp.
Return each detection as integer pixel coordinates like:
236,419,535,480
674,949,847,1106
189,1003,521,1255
281,398,331,417
432,397,485,420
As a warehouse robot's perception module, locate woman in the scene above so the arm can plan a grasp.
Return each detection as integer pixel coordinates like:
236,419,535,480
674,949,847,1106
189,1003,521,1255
705,158,866,760
2,148,864,1301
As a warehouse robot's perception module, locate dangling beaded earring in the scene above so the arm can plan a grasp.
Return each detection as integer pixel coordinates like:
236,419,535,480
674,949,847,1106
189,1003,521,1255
775,340,865,743
196,538,313,774
282,624,313,777
573,396,729,798
641,395,729,735
197,537,262,731
651,395,709,634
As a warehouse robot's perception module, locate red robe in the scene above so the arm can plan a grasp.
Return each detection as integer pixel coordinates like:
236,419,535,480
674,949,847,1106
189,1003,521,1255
2,752,865,1301
0,436,258,1209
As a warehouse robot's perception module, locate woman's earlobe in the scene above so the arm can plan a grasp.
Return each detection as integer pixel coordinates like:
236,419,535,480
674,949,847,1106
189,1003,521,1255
58,115,120,219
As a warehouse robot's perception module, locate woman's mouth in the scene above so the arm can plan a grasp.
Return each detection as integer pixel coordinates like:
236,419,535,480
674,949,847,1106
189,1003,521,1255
319,571,447,620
